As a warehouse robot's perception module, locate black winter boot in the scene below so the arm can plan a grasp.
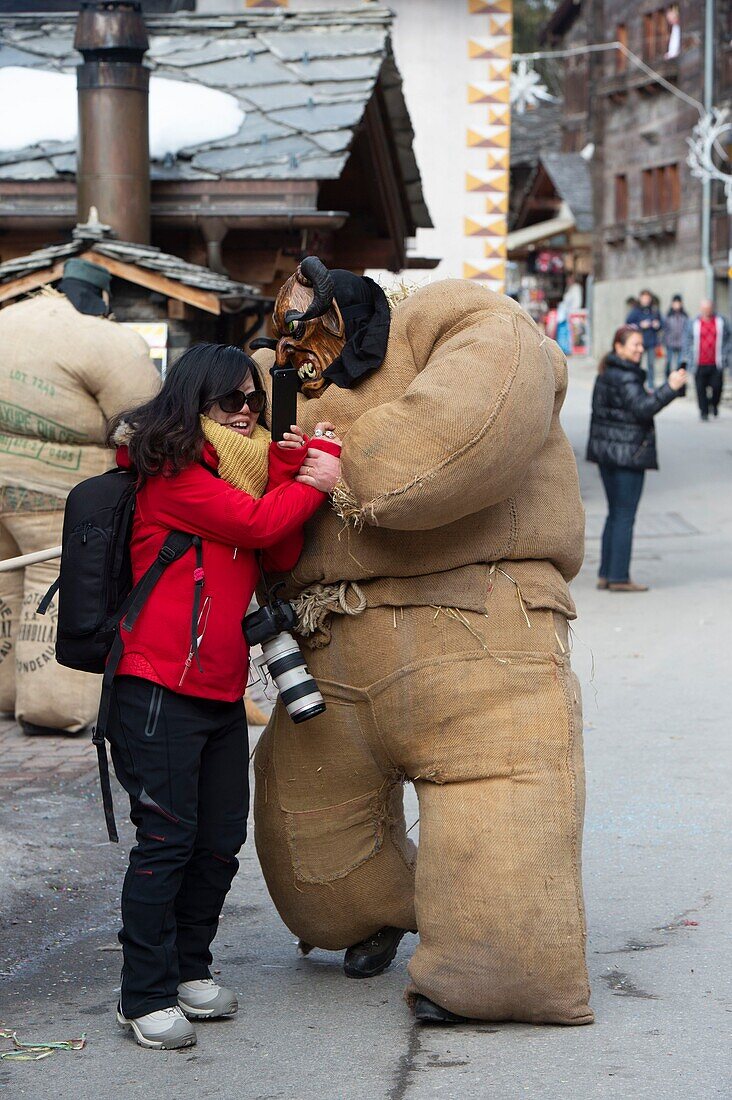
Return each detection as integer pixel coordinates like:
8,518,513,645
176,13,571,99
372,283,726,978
413,995,468,1025
343,926,407,978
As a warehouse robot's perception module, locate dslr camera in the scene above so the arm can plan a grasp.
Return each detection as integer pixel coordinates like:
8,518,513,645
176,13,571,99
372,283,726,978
243,586,325,724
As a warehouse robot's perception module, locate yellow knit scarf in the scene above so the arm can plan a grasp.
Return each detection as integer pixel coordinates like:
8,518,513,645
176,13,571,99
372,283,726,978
199,415,271,498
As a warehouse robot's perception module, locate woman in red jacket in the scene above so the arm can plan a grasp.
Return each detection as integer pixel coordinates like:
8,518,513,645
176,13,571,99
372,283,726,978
107,343,340,1049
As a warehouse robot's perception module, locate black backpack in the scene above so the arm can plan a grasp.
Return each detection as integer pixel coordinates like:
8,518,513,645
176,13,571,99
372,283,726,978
39,467,201,842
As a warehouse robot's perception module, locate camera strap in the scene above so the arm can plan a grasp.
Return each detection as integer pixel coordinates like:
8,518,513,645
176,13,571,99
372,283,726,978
255,551,275,608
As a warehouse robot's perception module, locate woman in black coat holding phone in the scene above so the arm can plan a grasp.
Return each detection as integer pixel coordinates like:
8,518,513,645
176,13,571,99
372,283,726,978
587,325,687,591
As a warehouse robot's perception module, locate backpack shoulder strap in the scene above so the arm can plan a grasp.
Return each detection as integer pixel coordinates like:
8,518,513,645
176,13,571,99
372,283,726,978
118,530,196,634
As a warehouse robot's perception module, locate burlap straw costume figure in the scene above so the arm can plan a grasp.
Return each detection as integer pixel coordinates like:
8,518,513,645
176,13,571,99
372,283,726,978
0,260,159,734
252,259,591,1025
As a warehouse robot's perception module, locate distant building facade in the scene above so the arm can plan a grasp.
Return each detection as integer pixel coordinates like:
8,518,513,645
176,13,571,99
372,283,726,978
543,0,731,356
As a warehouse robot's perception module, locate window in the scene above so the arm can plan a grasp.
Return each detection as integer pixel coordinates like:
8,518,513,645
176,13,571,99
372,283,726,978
615,175,628,222
643,9,669,61
661,163,680,213
642,164,680,216
616,25,628,72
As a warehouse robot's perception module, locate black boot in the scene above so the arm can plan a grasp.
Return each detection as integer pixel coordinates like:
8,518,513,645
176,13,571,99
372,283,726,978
413,995,468,1025
343,926,407,978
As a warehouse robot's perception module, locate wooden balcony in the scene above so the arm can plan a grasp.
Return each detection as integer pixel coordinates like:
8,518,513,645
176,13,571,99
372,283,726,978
629,213,679,240
603,223,627,246
600,57,680,100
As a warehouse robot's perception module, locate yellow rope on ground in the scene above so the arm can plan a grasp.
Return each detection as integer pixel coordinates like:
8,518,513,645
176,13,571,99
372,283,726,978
0,1028,86,1061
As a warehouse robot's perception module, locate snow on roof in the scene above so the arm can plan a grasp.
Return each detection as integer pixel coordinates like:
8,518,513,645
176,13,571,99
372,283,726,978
0,8,430,228
0,67,244,160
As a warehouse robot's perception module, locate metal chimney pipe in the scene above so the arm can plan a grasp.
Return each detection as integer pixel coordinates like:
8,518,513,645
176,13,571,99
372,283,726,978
75,1,150,244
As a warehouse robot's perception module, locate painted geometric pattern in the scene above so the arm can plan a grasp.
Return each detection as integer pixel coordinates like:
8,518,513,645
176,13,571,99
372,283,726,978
464,0,512,293
245,0,287,7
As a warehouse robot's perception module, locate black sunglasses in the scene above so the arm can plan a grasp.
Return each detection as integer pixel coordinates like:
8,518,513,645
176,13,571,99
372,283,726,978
208,388,266,414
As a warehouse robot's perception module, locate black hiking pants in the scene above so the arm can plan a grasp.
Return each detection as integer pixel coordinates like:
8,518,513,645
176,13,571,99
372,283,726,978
107,676,248,1019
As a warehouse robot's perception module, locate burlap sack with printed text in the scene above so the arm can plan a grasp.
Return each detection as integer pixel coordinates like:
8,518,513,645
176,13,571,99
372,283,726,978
0,293,159,731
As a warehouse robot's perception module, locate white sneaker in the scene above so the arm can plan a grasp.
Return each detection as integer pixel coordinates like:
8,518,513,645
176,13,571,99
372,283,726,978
177,978,238,1019
116,1003,196,1049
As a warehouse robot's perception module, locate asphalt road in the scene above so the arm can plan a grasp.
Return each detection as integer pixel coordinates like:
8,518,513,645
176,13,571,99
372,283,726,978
0,358,729,1098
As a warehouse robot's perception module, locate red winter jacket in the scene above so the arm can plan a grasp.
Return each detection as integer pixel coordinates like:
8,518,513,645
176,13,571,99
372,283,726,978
114,436,339,702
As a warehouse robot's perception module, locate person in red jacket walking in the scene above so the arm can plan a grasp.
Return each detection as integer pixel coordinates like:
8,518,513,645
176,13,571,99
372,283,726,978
106,343,341,1049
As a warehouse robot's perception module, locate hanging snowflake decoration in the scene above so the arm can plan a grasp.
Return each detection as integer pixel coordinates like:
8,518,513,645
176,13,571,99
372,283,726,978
687,107,732,213
510,60,557,114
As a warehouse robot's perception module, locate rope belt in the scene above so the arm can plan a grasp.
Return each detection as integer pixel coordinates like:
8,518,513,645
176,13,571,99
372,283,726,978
292,581,367,648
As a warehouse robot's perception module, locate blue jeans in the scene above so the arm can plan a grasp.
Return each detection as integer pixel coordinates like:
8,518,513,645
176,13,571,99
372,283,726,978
598,465,645,583
665,347,683,375
642,348,657,386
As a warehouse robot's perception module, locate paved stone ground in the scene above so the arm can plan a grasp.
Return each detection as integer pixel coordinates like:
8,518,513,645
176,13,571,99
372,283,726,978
0,358,729,1099
0,716,95,792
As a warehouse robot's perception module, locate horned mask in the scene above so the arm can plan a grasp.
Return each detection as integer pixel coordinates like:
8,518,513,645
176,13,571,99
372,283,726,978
271,257,346,398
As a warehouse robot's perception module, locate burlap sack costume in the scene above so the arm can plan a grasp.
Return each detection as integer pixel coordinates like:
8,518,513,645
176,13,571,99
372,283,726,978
0,292,159,732
253,276,591,1024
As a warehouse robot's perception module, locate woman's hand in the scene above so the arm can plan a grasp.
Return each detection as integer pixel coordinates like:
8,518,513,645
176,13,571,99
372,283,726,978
668,368,687,391
311,421,341,444
276,424,307,450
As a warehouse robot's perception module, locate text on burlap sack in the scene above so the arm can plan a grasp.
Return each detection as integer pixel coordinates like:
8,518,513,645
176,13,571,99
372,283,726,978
0,402,87,445
16,591,56,674
9,369,57,399
0,432,82,471
0,598,12,666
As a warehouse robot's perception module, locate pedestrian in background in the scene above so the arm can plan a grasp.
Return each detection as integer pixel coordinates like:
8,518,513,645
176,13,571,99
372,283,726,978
587,325,687,592
626,289,663,386
682,299,730,421
664,294,690,379
556,276,582,356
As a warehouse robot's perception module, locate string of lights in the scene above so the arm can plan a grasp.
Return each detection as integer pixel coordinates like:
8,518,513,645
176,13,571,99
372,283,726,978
509,41,705,115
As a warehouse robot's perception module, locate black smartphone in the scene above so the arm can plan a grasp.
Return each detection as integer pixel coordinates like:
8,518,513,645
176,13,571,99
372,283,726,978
270,366,299,443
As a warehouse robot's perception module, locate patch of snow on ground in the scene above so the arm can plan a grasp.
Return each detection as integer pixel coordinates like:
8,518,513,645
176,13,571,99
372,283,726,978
0,68,245,159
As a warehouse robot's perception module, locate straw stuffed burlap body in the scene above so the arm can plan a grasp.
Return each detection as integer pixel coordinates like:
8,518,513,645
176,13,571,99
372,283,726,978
0,294,159,730
253,280,591,1024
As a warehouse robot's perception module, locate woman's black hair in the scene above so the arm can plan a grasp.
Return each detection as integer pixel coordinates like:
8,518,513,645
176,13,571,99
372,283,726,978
108,343,266,480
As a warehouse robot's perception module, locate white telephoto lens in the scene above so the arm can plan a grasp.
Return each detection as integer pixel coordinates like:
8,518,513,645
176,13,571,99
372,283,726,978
261,632,325,723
